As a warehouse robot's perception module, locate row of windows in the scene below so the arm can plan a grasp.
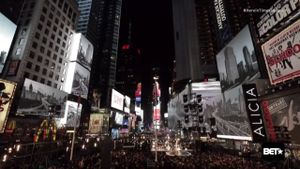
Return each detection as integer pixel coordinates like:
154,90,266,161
23,71,61,89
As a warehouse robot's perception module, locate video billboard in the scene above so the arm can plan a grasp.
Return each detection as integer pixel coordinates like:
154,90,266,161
261,19,300,85
111,89,124,111
261,90,300,144
135,82,142,106
0,13,17,73
17,78,68,117
124,96,130,113
115,112,124,125
69,33,93,70
0,79,17,133
64,62,90,99
217,25,260,92
88,113,107,134
65,101,82,128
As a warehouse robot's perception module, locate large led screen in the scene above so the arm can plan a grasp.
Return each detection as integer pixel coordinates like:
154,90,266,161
115,112,124,125
63,101,82,128
124,96,130,113
217,25,260,92
168,83,253,140
0,79,17,133
69,33,93,70
0,13,17,73
64,62,90,99
17,78,68,117
261,90,300,144
88,113,108,134
261,19,300,85
111,89,124,111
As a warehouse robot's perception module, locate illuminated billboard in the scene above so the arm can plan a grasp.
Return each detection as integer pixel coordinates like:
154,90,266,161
0,79,17,133
261,90,300,144
64,62,90,99
64,101,82,128
17,78,68,117
111,89,124,111
115,112,124,125
135,82,142,106
217,25,260,92
88,113,107,134
69,33,93,70
261,19,300,85
124,96,130,113
0,13,17,73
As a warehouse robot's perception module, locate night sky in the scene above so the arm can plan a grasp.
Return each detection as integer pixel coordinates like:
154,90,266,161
119,0,174,124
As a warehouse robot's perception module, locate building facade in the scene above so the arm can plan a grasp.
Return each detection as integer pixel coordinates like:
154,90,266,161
4,0,79,91
76,0,122,108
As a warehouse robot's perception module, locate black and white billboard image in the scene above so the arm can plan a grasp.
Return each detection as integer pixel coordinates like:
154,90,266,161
64,101,82,128
17,78,68,117
69,33,93,70
216,25,260,92
168,81,253,140
64,62,90,99
0,13,17,73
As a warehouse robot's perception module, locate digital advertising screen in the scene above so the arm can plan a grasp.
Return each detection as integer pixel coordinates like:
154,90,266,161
0,79,17,133
111,89,124,111
64,62,90,99
0,13,17,73
261,19,300,85
17,78,68,117
115,112,124,125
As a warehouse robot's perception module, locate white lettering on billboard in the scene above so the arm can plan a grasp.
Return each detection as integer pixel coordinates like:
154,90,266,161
261,19,300,85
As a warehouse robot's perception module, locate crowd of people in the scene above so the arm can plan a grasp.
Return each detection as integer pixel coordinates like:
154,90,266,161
1,135,300,169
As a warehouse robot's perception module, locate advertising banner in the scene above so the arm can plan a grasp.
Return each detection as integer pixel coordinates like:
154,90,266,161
88,113,104,134
217,25,260,92
69,33,93,70
124,96,130,113
0,79,16,133
65,101,82,128
135,82,142,106
257,0,300,37
17,78,68,117
0,13,17,74
261,19,300,85
64,62,90,99
213,0,232,47
261,91,300,143
242,83,267,143
111,89,124,111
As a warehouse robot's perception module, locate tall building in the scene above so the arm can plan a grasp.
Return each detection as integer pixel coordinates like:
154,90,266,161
115,22,142,99
224,47,239,84
76,0,122,108
4,0,79,90
0,0,25,23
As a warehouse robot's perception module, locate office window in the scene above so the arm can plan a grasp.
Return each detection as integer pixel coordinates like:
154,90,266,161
47,81,52,86
37,55,43,62
16,48,22,55
32,75,38,81
42,68,47,75
35,32,40,39
34,65,40,72
24,72,30,78
29,51,35,59
32,42,38,49
40,78,45,84
26,61,33,69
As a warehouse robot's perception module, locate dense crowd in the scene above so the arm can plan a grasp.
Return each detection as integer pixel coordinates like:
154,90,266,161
2,137,300,169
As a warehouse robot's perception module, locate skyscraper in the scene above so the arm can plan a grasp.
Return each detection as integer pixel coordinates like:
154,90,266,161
4,0,79,90
76,0,122,108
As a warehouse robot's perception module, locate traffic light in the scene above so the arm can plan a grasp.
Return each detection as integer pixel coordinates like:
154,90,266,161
183,94,188,103
184,115,189,123
196,94,202,103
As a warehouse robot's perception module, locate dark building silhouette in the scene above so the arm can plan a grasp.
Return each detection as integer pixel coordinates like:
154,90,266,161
243,46,253,73
76,0,123,108
224,47,239,84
